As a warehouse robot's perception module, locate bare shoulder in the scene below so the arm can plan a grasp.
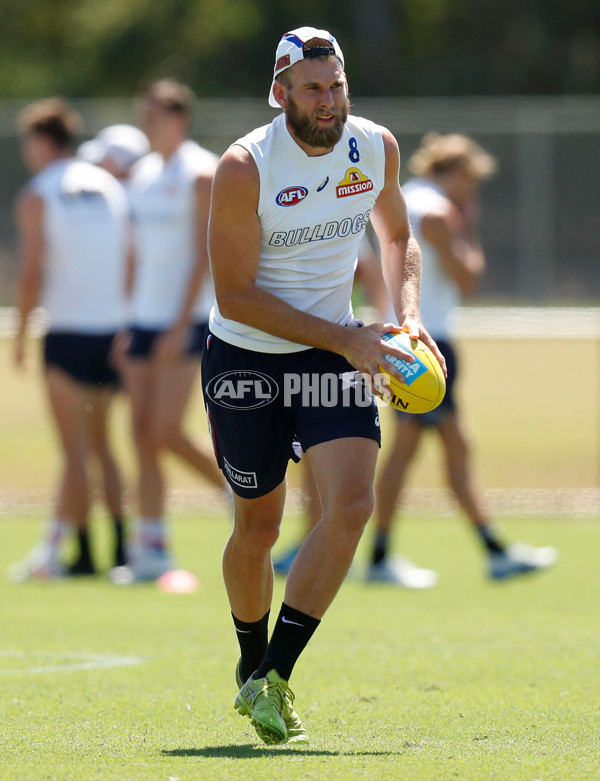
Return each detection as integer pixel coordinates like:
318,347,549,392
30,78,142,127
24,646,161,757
216,144,258,184
379,126,400,155
377,127,401,184
212,144,259,211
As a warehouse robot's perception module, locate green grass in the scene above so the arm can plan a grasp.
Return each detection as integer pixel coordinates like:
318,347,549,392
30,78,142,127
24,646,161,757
2,512,599,781
1,336,598,492
1,333,598,778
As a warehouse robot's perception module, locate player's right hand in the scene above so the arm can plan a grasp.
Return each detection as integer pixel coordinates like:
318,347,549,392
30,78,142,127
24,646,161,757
340,322,415,389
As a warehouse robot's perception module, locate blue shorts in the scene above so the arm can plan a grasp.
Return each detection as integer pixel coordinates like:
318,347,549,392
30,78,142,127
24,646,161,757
395,338,457,427
43,331,120,387
201,333,381,498
127,322,208,359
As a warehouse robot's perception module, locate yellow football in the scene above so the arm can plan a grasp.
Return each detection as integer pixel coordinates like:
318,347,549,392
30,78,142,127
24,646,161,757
375,331,446,414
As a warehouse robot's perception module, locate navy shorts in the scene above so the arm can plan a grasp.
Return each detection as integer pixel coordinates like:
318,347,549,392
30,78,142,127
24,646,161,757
395,338,457,427
201,333,381,498
127,321,208,359
43,331,119,387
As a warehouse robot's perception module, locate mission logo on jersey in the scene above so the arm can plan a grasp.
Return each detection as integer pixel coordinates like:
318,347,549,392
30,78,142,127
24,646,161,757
336,168,373,198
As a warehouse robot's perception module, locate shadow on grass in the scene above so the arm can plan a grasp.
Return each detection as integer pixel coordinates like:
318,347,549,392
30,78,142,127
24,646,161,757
163,745,396,758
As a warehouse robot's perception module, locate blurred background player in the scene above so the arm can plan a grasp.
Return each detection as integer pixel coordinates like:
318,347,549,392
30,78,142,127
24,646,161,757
77,124,149,378
78,123,150,183
115,79,226,583
11,98,131,579
368,133,558,585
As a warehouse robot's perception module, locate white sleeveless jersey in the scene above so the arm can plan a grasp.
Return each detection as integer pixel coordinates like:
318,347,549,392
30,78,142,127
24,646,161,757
209,113,386,353
30,158,129,333
128,140,218,328
400,177,460,339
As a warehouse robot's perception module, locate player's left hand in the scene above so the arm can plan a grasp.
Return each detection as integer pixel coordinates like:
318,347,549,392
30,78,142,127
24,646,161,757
340,322,423,397
397,317,448,378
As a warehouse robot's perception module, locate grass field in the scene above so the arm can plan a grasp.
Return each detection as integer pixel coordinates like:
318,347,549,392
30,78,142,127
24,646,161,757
1,513,599,781
1,335,599,494
1,333,599,780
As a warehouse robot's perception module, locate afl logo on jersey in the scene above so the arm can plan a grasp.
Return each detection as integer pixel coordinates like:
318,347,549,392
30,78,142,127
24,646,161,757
336,168,373,198
276,186,308,207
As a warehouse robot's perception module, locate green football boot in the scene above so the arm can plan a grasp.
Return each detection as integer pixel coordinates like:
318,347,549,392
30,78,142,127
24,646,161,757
279,679,309,744
235,664,308,745
234,660,272,744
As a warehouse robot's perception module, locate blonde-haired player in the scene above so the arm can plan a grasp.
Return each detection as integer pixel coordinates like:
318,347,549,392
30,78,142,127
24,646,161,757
370,133,557,584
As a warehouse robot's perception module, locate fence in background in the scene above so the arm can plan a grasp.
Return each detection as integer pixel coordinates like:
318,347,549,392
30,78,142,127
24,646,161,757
1,95,600,304
1,306,599,339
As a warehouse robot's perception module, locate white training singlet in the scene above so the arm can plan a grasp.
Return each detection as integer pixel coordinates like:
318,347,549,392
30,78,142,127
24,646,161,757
127,139,218,328
209,113,386,353
30,158,130,333
402,177,460,339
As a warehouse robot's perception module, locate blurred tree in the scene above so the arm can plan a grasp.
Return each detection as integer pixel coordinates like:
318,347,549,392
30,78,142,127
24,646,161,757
0,0,598,97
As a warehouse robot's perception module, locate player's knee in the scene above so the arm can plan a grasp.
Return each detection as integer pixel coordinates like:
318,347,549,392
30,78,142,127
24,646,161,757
253,524,280,551
350,494,375,530
328,491,374,534
234,513,281,552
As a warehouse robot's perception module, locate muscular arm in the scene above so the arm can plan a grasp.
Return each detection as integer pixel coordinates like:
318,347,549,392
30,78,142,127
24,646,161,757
370,130,446,373
421,203,485,297
370,130,421,328
354,237,390,319
14,189,45,368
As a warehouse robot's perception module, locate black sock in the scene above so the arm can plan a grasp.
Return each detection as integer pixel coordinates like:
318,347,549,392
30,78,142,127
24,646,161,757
77,529,92,564
477,524,506,554
113,516,126,567
232,611,270,683
67,529,95,574
254,603,321,682
372,531,389,565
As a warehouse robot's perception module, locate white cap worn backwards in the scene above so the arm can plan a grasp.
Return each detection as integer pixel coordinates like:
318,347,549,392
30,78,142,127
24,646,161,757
77,124,150,174
268,26,345,108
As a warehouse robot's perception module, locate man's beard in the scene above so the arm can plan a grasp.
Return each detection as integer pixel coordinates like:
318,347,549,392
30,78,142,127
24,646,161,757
285,94,350,149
